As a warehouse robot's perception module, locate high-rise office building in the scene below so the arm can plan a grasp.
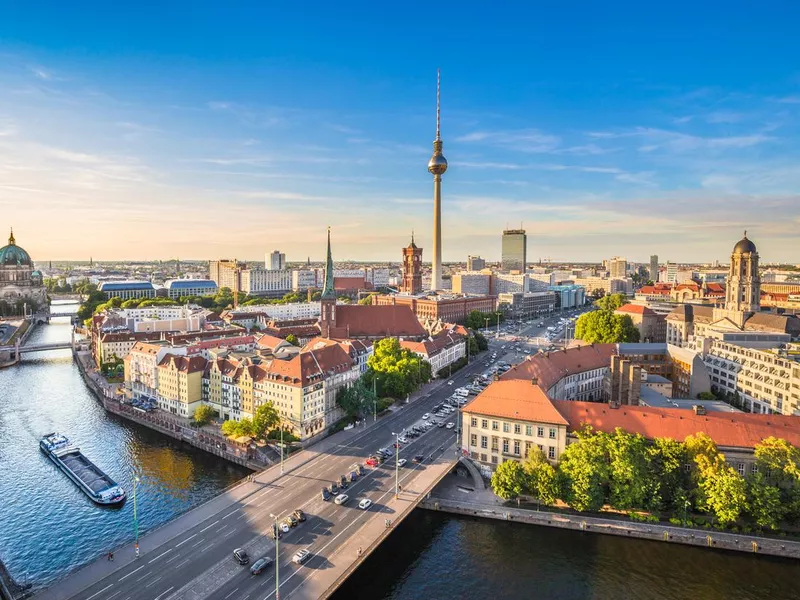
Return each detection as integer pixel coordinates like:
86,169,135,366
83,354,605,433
267,250,286,271
649,255,659,281
608,257,628,278
501,229,527,272
467,255,486,271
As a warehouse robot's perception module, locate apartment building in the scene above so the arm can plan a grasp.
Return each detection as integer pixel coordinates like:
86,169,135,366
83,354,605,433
156,355,206,417
400,329,466,376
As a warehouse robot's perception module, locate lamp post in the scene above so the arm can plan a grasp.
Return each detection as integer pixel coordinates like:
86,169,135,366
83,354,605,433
132,475,141,558
496,312,501,339
391,432,400,498
280,420,284,475
270,513,280,600
373,376,377,423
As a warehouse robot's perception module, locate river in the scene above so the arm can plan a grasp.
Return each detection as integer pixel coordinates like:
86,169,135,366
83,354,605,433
0,302,247,588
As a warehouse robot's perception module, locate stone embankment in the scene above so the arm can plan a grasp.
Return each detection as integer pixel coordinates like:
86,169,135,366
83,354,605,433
420,496,800,560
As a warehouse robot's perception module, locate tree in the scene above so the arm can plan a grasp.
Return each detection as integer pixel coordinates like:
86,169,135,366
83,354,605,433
607,429,657,510
193,405,216,427
366,338,431,398
649,437,689,511
696,391,716,400
753,437,800,523
594,293,627,311
359,295,375,306
574,311,639,343
336,377,376,419
473,331,488,352
701,461,747,526
491,459,526,500
522,447,559,506
252,402,280,440
285,334,300,346
558,427,610,512
747,471,785,530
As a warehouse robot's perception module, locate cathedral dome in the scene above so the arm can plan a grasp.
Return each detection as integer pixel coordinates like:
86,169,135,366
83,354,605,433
0,230,32,267
733,232,757,255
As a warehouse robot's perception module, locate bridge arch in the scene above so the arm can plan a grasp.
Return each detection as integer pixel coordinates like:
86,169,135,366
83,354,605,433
455,456,486,489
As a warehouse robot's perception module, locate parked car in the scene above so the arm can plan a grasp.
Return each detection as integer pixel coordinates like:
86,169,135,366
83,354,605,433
321,487,331,501
366,456,380,467
286,515,298,527
334,493,349,505
446,422,455,429
269,524,282,540
293,509,306,522
397,458,407,467
448,380,454,385
293,549,311,565
349,471,358,482
437,421,445,428
358,498,373,510
331,482,339,494
413,454,424,463
233,548,250,565
422,413,430,420
250,556,273,575
279,521,291,533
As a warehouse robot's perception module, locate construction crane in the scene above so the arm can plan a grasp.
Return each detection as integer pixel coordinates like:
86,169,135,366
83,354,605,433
233,260,242,309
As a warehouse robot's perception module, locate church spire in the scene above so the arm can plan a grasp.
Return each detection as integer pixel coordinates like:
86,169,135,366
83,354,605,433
8,227,15,246
321,227,336,300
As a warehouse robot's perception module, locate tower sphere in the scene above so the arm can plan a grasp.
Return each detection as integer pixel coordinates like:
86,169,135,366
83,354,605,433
428,152,448,175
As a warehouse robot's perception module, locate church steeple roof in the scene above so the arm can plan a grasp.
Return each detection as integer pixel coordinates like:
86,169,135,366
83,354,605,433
321,228,336,300
8,227,15,246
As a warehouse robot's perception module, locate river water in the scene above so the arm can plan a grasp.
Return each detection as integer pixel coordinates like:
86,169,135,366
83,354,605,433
3,303,799,598
0,302,247,588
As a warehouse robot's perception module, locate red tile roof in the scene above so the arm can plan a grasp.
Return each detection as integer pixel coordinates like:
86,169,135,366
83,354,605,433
616,304,657,316
554,401,800,450
463,380,568,426
330,305,427,339
334,276,368,290
157,354,207,374
501,344,617,391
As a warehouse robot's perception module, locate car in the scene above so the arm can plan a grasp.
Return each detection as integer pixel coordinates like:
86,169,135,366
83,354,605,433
279,521,291,533
340,479,349,490
398,436,408,444
331,482,339,494
233,548,250,565
293,549,311,565
413,454,424,463
349,471,358,482
286,515,298,527
397,458,407,467
250,556,273,575
422,413,430,420
351,464,365,476
321,487,332,501
269,525,282,540
293,509,307,522
438,421,445,428
366,456,380,467
448,380,454,385
446,422,455,429
358,498,373,510
393,442,401,449
334,493,349,505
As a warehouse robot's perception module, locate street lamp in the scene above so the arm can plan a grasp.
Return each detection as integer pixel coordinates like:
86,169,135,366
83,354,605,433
269,513,281,600
132,475,141,558
391,432,401,498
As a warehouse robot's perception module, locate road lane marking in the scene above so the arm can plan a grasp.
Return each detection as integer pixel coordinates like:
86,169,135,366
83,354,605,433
174,533,197,547
224,589,239,600
222,509,240,519
165,553,180,564
145,576,163,588
154,587,174,600
148,549,172,564
85,584,113,600
190,537,205,549
106,591,122,600
118,565,145,581
199,520,219,533
175,558,191,569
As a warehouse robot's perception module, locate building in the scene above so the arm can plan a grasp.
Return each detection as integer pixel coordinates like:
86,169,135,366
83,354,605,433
615,304,666,343
467,255,486,271
164,279,218,299
608,257,627,278
451,272,491,295
462,379,569,468
239,268,292,297
493,273,530,295
501,229,527,272
0,228,48,312
573,276,633,296
98,281,157,300
156,355,206,417
664,262,679,283
498,291,556,320
400,235,423,294
649,255,659,281
400,328,466,377
267,250,286,271
428,70,447,291
374,293,496,325
548,284,586,310
292,269,319,292
209,259,244,291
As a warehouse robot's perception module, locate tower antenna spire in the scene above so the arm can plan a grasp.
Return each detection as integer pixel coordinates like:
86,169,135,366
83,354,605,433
436,68,441,141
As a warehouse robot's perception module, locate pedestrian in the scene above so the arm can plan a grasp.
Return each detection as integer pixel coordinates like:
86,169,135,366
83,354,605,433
358,547,363,557
108,551,114,561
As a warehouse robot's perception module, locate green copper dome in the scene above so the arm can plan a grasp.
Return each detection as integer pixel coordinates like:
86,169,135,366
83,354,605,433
0,229,33,266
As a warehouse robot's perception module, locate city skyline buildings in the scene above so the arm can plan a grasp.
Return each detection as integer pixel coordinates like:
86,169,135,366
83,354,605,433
2,6,800,263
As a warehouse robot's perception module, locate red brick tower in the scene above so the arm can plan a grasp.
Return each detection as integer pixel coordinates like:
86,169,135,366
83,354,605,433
401,233,423,294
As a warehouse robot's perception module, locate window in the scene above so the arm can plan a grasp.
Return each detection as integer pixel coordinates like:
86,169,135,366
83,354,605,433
502,439,509,454
481,419,488,429
491,437,498,452
503,422,510,433
492,421,499,431
514,423,521,435
481,453,487,462
548,446,555,460
737,463,745,476
549,428,556,439
471,417,477,427
481,436,488,449
537,426,544,437
470,434,477,447
491,455,498,464
526,425,533,436
513,440,520,455
751,464,758,474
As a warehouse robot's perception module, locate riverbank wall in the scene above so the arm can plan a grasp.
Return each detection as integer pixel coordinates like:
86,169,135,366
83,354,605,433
419,496,800,560
0,558,31,600
73,350,262,471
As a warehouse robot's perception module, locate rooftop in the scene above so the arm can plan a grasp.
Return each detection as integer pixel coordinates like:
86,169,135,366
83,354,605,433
463,379,569,426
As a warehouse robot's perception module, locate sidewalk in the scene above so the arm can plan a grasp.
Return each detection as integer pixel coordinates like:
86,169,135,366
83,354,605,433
31,372,451,600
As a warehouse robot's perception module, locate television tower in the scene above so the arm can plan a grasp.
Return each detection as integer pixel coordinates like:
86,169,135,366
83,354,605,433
427,69,448,291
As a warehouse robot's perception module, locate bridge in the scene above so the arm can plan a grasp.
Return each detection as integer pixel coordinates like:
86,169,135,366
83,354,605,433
49,312,76,319
0,341,74,356
28,353,492,600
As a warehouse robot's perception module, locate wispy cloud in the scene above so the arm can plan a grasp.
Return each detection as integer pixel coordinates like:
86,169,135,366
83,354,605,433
776,96,800,104
455,129,560,153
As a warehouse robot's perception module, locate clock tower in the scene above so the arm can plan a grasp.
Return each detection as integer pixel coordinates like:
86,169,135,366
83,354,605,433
401,233,423,295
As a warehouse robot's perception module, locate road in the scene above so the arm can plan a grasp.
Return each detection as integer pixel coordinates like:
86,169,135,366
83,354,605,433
64,350,494,600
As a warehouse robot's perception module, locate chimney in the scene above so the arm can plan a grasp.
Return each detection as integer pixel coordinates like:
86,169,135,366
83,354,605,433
693,405,707,415
531,377,538,386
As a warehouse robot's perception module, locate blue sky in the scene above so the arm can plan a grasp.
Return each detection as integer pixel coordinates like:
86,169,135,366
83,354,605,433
1,2,799,263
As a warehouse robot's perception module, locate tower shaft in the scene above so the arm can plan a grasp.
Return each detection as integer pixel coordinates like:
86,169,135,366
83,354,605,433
432,174,443,290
